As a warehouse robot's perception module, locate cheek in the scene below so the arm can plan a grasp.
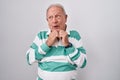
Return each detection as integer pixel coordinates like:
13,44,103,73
61,18,66,23
47,22,52,28
49,25,52,29
60,20,66,26
58,20,64,25
47,21,52,26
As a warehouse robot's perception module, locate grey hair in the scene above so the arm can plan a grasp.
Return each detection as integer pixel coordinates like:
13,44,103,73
46,3,66,15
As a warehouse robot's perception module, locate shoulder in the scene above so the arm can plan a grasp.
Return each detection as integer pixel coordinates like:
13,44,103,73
37,31,48,35
37,31,48,39
69,30,81,40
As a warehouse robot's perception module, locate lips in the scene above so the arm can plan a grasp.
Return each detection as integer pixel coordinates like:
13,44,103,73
53,25,59,29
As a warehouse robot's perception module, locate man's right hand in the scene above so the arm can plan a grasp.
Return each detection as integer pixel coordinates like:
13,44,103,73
46,30,59,47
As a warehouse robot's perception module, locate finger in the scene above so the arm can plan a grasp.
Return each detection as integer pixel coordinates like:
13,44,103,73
53,30,59,37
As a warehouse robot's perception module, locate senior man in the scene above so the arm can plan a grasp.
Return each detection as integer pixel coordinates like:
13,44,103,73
26,3,87,80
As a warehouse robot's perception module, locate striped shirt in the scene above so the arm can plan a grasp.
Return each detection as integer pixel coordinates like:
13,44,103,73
26,30,87,80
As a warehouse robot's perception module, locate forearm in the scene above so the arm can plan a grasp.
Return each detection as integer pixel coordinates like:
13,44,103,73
26,42,51,65
65,44,87,68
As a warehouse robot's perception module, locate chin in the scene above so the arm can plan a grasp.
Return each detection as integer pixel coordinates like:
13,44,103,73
51,28,60,32
56,29,60,32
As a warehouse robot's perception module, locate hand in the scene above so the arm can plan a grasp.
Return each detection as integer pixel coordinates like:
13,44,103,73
46,30,59,46
59,30,69,46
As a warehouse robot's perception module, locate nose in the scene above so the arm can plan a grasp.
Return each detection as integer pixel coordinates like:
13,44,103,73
52,17,58,23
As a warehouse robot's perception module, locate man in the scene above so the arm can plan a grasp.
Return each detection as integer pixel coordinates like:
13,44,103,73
26,4,87,80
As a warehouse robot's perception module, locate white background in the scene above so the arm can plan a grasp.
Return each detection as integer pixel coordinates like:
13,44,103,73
0,0,120,80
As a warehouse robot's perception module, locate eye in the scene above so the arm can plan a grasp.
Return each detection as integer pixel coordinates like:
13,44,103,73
48,16,53,20
56,15,61,19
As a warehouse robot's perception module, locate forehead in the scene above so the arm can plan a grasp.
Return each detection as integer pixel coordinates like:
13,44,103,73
47,6,64,15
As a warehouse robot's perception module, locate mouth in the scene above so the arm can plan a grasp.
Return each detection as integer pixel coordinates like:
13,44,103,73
53,25,60,29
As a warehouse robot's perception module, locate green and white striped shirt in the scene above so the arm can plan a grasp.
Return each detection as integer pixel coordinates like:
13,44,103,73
26,30,87,80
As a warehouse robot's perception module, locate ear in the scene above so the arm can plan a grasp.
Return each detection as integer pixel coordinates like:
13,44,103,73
65,14,68,22
65,14,68,19
46,17,48,21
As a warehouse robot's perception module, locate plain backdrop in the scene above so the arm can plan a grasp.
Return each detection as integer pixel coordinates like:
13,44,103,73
0,0,120,80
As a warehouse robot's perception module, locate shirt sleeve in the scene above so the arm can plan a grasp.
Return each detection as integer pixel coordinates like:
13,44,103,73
65,30,87,68
26,32,51,65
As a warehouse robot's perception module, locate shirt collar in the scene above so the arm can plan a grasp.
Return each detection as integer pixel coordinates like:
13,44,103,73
46,29,70,36
46,29,51,36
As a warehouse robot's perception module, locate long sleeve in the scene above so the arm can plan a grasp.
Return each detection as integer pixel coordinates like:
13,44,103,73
26,31,50,65
65,30,87,68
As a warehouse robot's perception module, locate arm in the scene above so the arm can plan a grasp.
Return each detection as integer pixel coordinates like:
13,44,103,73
65,30,87,68
26,32,51,65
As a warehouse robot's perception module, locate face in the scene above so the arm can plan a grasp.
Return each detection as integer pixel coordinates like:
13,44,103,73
46,6,67,32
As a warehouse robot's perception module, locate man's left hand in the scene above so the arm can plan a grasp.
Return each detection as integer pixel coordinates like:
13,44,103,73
59,30,69,46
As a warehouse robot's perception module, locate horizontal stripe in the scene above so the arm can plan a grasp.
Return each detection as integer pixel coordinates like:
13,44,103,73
45,46,65,57
81,58,87,68
38,46,46,54
66,56,75,65
33,36,47,46
40,43,51,53
69,48,78,58
38,62,76,72
74,53,87,68
69,30,81,40
35,50,44,61
40,56,68,63
33,36,42,46
38,68,77,80
33,36,48,54
71,50,80,61
69,37,83,48
37,31,48,39
65,45,75,55
30,43,45,60
31,42,48,55
33,36,46,54
26,48,36,65
77,47,86,54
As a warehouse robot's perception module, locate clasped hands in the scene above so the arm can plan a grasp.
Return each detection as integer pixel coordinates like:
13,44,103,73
46,30,69,47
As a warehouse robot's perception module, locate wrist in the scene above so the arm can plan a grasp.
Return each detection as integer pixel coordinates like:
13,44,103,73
65,42,72,48
46,40,51,47
64,42,69,47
